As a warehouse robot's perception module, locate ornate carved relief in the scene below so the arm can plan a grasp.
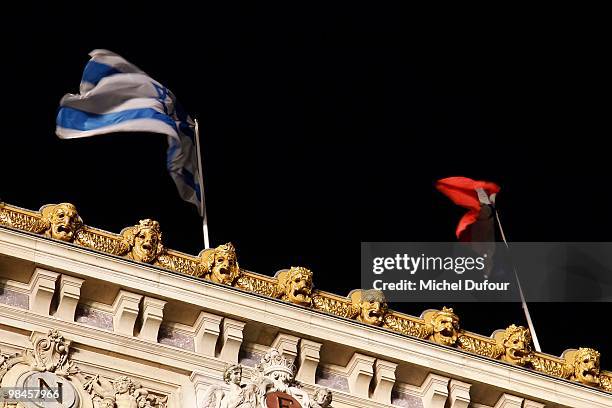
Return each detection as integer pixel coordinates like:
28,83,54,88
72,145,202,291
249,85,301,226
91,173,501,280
0,204,54,235
310,386,333,408
348,289,387,326
77,372,168,408
0,329,169,407
75,228,131,255
529,354,573,378
235,274,278,297
276,267,314,307
457,334,503,359
157,251,199,276
120,219,165,264
424,307,460,347
383,313,430,338
0,202,83,241
40,203,83,242
202,363,260,408
600,373,612,392
312,293,355,318
0,330,81,406
202,348,330,408
0,201,11,226
493,325,534,366
568,347,602,386
0,351,24,383
198,243,241,285
1,331,71,385
26,329,77,376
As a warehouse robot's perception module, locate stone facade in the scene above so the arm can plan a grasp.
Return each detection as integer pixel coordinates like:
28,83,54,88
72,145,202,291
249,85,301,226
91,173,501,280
1,202,612,407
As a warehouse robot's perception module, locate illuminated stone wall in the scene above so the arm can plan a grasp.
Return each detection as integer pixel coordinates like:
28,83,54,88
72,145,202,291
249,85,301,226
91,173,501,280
1,201,611,407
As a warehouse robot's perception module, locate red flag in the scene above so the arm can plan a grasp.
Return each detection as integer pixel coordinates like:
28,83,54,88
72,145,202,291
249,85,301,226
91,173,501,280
436,176,501,239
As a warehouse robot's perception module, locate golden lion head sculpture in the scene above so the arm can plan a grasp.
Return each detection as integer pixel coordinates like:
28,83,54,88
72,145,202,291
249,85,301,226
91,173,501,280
424,307,460,347
498,324,533,366
571,347,601,386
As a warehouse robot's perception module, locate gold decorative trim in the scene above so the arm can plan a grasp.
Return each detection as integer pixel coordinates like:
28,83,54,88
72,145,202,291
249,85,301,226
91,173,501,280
0,204,46,233
457,334,503,359
529,353,573,378
235,273,278,297
1,201,611,393
312,293,357,319
157,250,199,276
601,374,612,392
75,227,130,255
383,313,430,338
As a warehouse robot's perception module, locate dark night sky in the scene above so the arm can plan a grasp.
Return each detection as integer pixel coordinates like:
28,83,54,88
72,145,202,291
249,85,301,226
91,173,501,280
1,7,610,365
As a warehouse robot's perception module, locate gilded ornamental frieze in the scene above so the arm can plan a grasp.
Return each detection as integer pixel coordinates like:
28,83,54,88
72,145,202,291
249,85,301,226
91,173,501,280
1,201,612,393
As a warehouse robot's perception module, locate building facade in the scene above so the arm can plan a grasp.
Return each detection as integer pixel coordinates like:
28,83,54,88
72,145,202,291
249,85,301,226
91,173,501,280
0,201,611,407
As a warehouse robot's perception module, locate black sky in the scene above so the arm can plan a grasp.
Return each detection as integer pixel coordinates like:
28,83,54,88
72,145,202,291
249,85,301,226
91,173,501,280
1,7,610,365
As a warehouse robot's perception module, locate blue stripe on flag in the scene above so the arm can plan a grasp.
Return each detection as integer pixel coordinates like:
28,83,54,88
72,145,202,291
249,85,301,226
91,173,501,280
178,121,195,141
81,60,121,86
180,168,202,202
57,107,178,133
166,137,180,168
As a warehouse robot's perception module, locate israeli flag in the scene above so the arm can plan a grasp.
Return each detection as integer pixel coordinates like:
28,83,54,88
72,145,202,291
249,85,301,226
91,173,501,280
56,49,203,215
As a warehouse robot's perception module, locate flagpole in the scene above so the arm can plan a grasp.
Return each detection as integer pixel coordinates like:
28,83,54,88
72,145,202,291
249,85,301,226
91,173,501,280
494,209,542,352
194,119,210,249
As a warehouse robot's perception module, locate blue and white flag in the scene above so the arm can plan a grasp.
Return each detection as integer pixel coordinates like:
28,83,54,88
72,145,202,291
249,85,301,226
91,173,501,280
56,49,203,215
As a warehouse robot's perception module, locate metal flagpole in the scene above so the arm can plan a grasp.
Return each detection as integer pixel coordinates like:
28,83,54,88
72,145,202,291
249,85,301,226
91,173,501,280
194,119,210,249
494,209,542,352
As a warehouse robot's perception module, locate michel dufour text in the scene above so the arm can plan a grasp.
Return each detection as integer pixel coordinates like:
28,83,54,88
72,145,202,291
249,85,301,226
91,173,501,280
371,254,510,292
